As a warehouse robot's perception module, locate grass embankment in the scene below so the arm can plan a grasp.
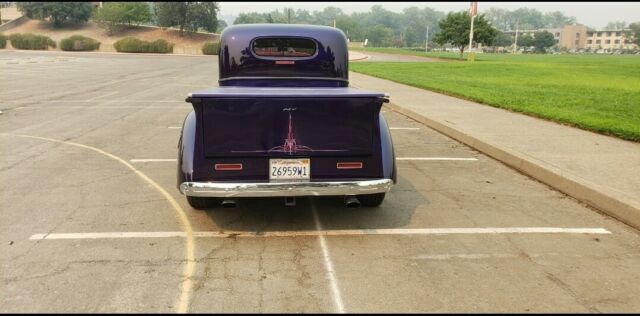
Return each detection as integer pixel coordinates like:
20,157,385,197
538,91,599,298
350,53,640,142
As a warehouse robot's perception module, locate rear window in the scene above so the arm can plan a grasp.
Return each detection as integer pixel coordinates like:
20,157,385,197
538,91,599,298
252,37,316,57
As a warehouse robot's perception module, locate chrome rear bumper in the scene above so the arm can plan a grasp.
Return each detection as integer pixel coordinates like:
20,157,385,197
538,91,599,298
180,179,393,197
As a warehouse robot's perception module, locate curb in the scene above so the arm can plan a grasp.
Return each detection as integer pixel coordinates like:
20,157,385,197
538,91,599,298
349,55,370,61
386,102,640,231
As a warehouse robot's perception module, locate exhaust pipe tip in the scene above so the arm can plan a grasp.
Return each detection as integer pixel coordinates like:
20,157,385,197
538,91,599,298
344,196,361,208
220,199,237,208
285,197,296,207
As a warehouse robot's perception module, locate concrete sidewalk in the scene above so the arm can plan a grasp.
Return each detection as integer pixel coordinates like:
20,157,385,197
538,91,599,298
350,71,640,230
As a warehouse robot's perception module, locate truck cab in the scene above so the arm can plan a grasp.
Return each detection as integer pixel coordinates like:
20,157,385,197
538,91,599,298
178,24,396,209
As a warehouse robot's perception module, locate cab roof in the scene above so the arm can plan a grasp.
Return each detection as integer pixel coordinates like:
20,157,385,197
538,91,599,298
218,23,350,86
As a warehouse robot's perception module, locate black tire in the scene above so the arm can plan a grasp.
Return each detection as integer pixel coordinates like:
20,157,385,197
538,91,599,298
186,196,220,209
357,193,386,207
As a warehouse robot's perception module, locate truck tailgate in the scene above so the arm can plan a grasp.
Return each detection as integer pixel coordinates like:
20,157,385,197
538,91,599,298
189,87,387,159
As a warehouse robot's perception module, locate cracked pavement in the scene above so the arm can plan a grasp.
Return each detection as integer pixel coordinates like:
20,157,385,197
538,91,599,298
2,50,640,312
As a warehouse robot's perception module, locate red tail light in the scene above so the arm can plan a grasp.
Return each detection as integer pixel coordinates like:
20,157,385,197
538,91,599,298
337,162,363,169
215,163,243,171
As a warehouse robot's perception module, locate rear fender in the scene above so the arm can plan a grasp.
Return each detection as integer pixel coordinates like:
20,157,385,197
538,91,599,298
379,113,397,183
177,110,197,189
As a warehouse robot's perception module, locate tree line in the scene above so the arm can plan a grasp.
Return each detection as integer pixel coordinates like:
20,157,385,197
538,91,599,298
12,2,640,50
233,5,582,48
234,6,444,47
16,2,220,35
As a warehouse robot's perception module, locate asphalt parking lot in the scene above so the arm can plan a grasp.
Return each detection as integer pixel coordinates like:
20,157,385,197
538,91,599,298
2,50,640,313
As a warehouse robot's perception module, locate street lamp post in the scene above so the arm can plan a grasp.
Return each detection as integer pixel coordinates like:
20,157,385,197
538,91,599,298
513,21,519,53
425,25,429,53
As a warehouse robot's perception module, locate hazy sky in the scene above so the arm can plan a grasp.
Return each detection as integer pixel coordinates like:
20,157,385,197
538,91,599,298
218,2,640,29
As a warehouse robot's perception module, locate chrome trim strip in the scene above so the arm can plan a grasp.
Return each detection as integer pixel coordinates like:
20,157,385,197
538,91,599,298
180,179,393,197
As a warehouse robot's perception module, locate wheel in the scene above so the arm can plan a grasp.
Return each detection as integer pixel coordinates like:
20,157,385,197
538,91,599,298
186,196,220,209
357,193,386,207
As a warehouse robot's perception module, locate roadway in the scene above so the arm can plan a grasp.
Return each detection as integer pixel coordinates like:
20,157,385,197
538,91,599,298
2,50,640,312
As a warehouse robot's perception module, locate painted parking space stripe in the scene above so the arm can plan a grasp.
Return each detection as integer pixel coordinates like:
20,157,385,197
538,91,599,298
311,202,346,313
130,159,178,163
168,126,182,129
13,106,186,109
410,252,640,261
2,100,186,103
4,133,196,313
30,227,611,240
396,157,478,161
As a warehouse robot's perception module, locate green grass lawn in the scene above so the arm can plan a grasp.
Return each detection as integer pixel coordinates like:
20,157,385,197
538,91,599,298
351,47,469,60
350,52,640,142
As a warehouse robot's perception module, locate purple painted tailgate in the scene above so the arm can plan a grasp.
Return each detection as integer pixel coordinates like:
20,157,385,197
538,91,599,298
192,87,386,158
188,87,387,181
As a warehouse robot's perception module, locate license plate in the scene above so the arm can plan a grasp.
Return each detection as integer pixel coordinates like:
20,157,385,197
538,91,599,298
269,158,310,180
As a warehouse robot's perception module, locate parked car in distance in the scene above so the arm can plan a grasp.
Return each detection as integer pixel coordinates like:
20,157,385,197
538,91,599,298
178,24,396,209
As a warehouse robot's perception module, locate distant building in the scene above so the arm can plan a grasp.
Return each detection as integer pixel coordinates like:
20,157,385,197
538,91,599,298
504,24,638,51
585,29,636,50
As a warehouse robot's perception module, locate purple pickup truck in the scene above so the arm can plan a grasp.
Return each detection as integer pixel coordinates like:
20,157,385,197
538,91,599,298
177,24,396,209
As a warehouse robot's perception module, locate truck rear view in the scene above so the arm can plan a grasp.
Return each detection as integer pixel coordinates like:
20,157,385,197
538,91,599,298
178,24,396,209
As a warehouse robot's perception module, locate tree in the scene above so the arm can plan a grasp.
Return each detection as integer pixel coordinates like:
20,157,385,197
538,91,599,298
365,5,401,30
604,21,627,30
93,2,151,35
282,8,295,24
433,11,498,56
485,7,576,31
216,20,227,33
517,34,534,48
93,3,126,35
17,2,94,27
484,8,514,30
401,7,443,47
120,2,151,26
367,24,394,47
234,12,268,24
542,11,576,28
187,2,219,33
294,9,313,24
310,6,346,26
533,30,555,53
626,22,640,46
493,31,513,47
509,8,545,30
155,2,219,35
335,15,360,40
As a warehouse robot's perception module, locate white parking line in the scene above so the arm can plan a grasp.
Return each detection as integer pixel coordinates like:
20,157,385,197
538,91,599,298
6,133,196,313
1,100,184,103
130,159,177,163
168,126,182,129
30,227,611,240
389,127,420,130
411,253,519,260
10,106,187,109
396,157,478,161
311,202,346,313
